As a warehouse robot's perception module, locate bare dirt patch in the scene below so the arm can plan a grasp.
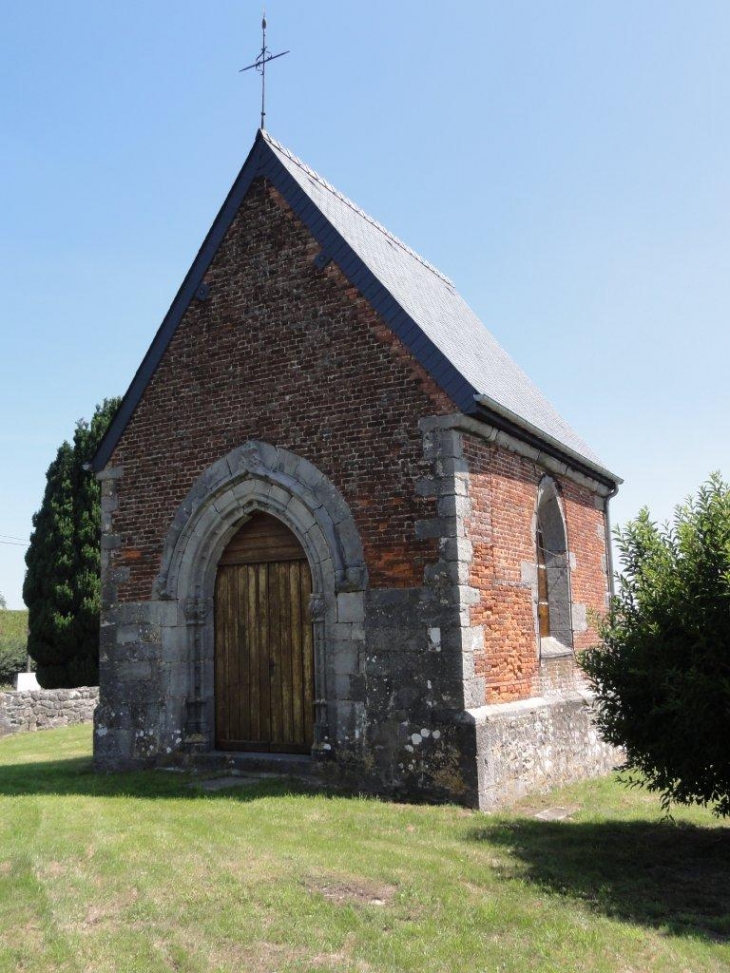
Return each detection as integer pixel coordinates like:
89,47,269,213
38,860,66,879
510,793,582,819
305,872,397,907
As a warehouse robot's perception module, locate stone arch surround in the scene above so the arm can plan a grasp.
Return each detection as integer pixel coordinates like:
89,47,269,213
95,441,369,767
157,441,368,604
535,475,573,651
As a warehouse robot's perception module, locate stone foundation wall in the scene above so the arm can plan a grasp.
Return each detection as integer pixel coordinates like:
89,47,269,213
0,687,98,737
468,691,622,809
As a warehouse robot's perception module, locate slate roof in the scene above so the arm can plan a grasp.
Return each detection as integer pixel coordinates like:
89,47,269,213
92,130,618,486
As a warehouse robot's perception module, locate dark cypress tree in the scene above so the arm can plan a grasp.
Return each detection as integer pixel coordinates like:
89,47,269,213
23,442,77,687
23,399,120,688
68,399,120,686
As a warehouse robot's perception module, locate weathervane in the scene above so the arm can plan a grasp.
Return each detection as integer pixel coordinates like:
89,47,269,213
240,12,289,131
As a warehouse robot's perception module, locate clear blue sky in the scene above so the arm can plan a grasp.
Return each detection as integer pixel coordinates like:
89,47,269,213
1,1,728,608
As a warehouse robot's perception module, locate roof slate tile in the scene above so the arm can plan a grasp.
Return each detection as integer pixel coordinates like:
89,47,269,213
262,131,609,472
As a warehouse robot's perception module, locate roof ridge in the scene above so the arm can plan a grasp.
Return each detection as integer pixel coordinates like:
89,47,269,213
262,130,454,288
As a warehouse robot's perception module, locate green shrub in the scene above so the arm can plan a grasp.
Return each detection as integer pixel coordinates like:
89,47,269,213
0,610,30,686
582,473,730,816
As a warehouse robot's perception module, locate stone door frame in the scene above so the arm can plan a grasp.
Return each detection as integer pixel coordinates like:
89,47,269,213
154,441,368,757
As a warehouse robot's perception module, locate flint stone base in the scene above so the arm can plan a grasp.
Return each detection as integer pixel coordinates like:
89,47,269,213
463,691,622,809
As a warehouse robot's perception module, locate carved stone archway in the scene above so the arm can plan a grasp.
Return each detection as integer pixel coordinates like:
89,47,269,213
153,441,368,756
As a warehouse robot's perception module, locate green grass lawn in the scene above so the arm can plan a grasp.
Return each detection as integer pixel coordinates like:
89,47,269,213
0,727,727,973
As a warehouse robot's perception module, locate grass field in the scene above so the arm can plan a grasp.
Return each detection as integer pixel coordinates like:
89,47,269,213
0,726,727,973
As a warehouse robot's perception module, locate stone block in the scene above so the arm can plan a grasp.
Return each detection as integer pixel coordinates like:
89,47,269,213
415,517,453,540
337,592,365,624
331,642,360,676
333,672,354,699
437,493,470,522
571,603,588,634
335,519,365,568
460,625,485,653
520,561,537,586
286,496,316,534
437,456,469,477
415,477,439,498
117,661,153,683
311,479,344,515
211,488,241,520
436,429,464,460
96,465,124,482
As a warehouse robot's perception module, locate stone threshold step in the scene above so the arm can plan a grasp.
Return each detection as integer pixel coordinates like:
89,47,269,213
183,750,318,779
189,774,284,793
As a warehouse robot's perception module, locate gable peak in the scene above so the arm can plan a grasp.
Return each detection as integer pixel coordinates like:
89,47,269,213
260,130,455,289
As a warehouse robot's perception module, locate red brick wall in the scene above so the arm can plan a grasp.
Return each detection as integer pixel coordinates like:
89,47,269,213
109,179,454,599
463,435,608,702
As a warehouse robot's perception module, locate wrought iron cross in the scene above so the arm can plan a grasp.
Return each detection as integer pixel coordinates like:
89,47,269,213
240,13,289,131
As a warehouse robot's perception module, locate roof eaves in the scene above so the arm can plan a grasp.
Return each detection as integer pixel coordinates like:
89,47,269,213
474,393,622,487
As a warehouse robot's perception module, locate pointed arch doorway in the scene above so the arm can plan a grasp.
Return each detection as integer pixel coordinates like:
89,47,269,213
214,511,315,753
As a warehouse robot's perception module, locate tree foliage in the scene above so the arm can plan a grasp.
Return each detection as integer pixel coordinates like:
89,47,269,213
0,608,29,685
582,473,730,816
23,399,120,688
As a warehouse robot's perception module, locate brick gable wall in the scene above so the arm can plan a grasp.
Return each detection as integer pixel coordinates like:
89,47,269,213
109,179,454,600
463,435,609,703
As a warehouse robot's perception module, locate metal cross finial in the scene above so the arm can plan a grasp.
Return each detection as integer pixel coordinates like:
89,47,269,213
240,11,289,131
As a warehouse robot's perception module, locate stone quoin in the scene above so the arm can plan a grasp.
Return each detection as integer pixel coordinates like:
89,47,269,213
89,130,621,807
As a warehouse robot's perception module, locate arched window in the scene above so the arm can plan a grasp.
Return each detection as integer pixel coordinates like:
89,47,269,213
536,478,572,649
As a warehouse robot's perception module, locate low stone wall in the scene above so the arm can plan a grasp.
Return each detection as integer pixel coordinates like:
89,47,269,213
468,691,622,809
0,687,98,737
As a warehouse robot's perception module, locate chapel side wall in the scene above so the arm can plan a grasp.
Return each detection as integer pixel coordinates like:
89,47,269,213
462,435,610,704
464,439,539,702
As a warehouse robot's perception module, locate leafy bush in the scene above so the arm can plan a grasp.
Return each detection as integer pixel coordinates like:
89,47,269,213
582,473,730,816
0,610,30,686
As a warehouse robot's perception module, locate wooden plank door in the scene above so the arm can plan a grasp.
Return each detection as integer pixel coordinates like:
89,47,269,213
214,513,315,753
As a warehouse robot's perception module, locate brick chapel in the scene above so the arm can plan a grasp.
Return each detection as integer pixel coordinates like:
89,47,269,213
90,130,621,808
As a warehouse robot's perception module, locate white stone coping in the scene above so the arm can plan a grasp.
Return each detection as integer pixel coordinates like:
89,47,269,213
457,689,596,726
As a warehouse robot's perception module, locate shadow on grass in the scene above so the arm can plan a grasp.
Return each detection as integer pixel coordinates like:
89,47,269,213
467,817,730,942
0,755,316,802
